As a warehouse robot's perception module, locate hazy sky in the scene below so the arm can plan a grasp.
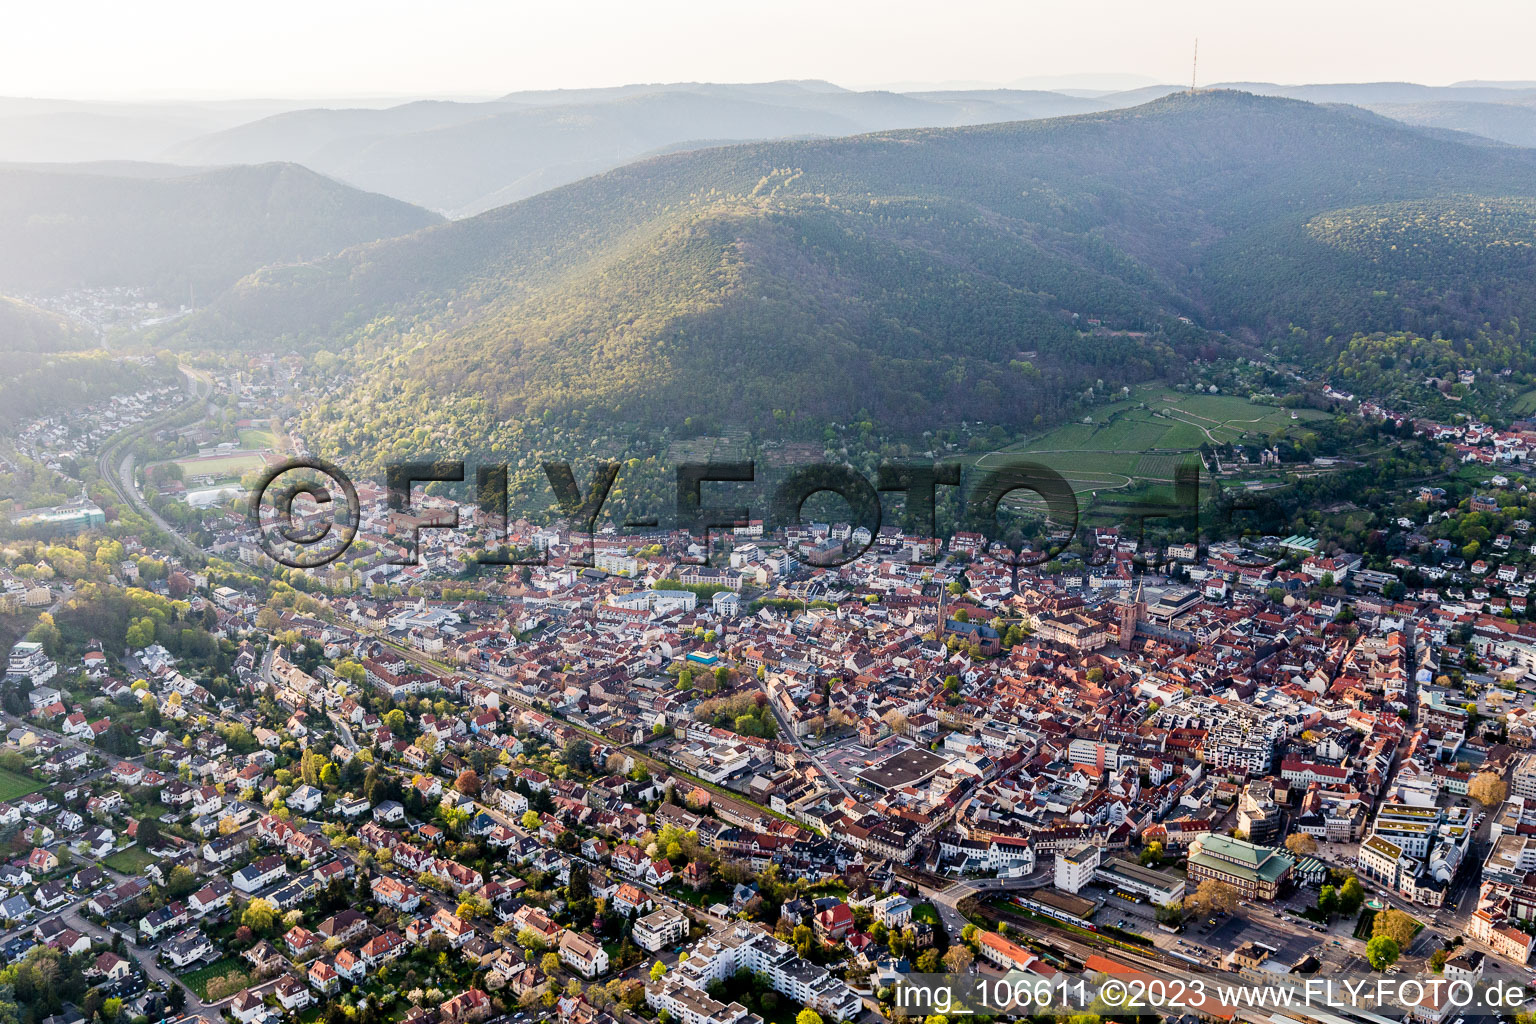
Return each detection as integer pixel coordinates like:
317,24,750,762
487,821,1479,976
4,0,1532,100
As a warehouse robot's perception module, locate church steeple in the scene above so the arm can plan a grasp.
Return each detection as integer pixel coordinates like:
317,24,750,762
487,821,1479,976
1119,580,1146,650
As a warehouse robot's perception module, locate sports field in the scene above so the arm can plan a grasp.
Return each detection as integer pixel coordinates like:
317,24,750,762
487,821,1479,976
172,449,276,479
237,427,278,449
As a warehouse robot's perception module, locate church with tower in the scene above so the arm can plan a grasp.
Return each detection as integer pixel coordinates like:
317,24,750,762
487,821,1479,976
1118,580,1145,650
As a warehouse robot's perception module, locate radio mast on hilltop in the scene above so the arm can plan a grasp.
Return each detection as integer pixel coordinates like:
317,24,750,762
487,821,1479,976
1190,38,1199,94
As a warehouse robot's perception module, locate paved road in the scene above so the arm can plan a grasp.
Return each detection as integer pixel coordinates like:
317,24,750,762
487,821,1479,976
60,902,207,1008
0,843,206,1011
763,684,854,803
924,869,1051,940
5,713,83,754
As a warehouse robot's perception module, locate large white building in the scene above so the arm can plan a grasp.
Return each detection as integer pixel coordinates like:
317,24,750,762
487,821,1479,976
633,905,689,953
1054,843,1100,894
558,931,610,978
650,923,861,1022
1513,755,1536,801
6,642,56,685
595,552,639,576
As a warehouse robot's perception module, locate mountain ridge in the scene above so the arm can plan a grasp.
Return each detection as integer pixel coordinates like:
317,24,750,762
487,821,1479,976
168,91,1536,468
0,161,442,302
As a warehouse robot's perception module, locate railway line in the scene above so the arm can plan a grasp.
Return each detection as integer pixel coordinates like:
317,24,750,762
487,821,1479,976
95,365,212,564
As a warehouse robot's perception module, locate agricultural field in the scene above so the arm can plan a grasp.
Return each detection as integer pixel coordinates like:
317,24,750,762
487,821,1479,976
975,386,1326,502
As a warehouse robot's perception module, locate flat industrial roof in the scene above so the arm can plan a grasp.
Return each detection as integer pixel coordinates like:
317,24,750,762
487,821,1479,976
855,746,950,791
1100,857,1183,890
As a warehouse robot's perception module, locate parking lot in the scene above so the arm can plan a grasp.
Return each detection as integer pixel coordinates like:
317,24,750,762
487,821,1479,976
1173,907,1337,968
814,735,920,793
1083,884,1163,934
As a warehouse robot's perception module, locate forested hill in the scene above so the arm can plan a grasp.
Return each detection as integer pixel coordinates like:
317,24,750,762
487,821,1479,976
0,295,90,352
171,90,1536,456
0,163,442,302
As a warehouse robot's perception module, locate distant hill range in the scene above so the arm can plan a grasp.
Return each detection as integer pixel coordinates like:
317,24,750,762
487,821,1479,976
165,90,1536,467
0,162,441,302
11,79,1536,219
161,81,1115,216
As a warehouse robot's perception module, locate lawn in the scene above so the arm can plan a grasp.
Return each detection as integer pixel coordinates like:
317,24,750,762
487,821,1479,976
179,957,250,1000
0,768,43,802
1354,906,1423,942
101,846,157,874
805,881,849,901
713,972,802,1024
668,881,733,909
912,902,942,927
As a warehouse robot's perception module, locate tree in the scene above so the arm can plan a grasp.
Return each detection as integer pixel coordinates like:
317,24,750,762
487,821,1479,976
650,962,668,982
796,1011,825,1024
792,924,815,959
455,770,481,796
335,658,366,686
942,946,974,973
1373,908,1418,948
1470,772,1509,807
165,865,198,899
1284,833,1318,857
457,896,490,920
1186,879,1239,917
1317,885,1338,918
242,897,277,933
541,952,561,977
563,739,594,772
568,863,591,903
915,949,942,974
137,816,162,851
1338,876,1366,914
1366,935,1400,972
1430,948,1448,973
522,810,542,831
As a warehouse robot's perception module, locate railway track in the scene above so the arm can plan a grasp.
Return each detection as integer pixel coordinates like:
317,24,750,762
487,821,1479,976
95,367,212,564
